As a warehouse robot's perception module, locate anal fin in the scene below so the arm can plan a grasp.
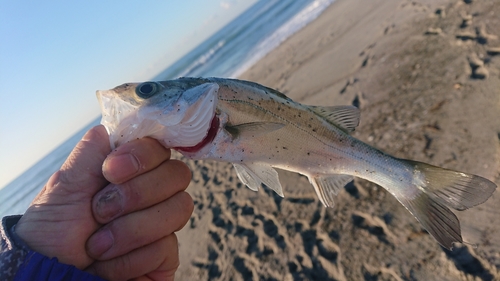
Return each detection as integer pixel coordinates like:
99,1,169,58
233,163,284,197
308,174,353,207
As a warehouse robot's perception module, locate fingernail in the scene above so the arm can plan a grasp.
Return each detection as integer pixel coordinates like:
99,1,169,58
95,186,123,221
87,229,114,257
103,154,139,182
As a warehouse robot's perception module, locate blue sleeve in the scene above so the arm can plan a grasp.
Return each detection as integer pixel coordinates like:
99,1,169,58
1,216,105,281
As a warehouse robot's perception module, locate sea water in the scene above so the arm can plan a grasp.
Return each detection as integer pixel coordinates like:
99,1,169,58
0,0,334,217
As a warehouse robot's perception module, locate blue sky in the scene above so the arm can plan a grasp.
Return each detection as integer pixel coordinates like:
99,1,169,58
0,0,257,188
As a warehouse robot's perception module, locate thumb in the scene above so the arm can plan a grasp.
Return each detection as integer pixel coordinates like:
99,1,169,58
61,125,111,191
16,125,112,268
42,125,112,198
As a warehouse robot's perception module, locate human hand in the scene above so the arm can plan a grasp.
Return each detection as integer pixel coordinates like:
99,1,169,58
15,125,193,280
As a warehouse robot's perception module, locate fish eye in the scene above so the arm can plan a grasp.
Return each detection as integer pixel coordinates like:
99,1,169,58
136,82,158,99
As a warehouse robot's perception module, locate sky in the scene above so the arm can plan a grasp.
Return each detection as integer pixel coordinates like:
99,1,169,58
0,0,258,189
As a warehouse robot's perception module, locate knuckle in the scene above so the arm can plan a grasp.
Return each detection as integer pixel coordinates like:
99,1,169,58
166,160,192,188
175,191,195,216
160,235,180,275
168,192,194,232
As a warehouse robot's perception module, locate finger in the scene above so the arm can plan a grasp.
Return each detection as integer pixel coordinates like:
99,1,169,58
15,125,110,269
102,137,171,184
29,125,110,204
87,234,179,281
92,159,191,223
87,191,193,260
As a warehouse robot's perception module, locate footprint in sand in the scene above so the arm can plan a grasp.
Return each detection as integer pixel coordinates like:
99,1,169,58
460,13,473,28
486,47,500,56
358,43,376,69
434,7,446,18
476,24,498,45
425,27,443,35
339,77,358,94
351,92,367,109
351,211,398,245
456,30,476,41
468,53,489,79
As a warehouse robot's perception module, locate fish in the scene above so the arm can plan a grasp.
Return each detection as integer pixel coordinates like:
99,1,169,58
96,77,496,250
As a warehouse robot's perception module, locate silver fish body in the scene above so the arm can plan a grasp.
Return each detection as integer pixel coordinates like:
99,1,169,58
97,77,496,249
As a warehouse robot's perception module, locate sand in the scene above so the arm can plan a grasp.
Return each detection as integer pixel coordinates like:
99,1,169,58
175,0,500,280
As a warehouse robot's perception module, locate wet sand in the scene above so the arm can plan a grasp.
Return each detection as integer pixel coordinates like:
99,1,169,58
175,0,500,279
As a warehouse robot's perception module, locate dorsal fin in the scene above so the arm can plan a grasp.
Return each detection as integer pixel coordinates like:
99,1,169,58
309,105,360,133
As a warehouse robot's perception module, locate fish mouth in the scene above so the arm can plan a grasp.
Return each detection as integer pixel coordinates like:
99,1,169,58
96,89,144,148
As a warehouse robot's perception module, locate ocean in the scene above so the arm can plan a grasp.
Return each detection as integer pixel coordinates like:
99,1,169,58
0,0,334,217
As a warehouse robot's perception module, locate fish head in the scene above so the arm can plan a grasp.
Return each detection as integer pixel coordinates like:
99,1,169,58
96,79,219,149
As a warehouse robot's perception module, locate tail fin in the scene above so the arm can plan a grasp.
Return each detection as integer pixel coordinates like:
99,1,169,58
396,160,496,250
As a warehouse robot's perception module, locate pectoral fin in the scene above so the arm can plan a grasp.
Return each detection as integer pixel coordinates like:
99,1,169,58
233,163,284,197
309,105,360,133
225,122,285,139
308,174,353,207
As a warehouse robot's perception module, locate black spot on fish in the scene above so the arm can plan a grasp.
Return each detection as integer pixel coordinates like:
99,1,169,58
307,152,311,156
282,147,288,150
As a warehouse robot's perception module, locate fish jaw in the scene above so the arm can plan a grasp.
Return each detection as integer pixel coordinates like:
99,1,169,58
97,88,145,148
96,82,219,149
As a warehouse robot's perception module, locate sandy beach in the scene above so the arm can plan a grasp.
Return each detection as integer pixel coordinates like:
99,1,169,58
175,0,500,280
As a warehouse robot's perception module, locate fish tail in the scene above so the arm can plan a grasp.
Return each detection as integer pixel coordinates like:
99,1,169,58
394,160,496,250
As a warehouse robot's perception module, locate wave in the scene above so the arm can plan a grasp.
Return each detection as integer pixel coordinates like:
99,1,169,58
179,40,226,77
231,0,335,78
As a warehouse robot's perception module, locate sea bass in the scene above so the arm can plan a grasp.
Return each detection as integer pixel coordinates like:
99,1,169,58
96,77,496,249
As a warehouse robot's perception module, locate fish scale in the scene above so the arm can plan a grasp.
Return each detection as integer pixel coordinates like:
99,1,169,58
97,77,496,250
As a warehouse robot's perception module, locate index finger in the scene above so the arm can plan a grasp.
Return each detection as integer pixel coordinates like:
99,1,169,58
102,138,170,184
